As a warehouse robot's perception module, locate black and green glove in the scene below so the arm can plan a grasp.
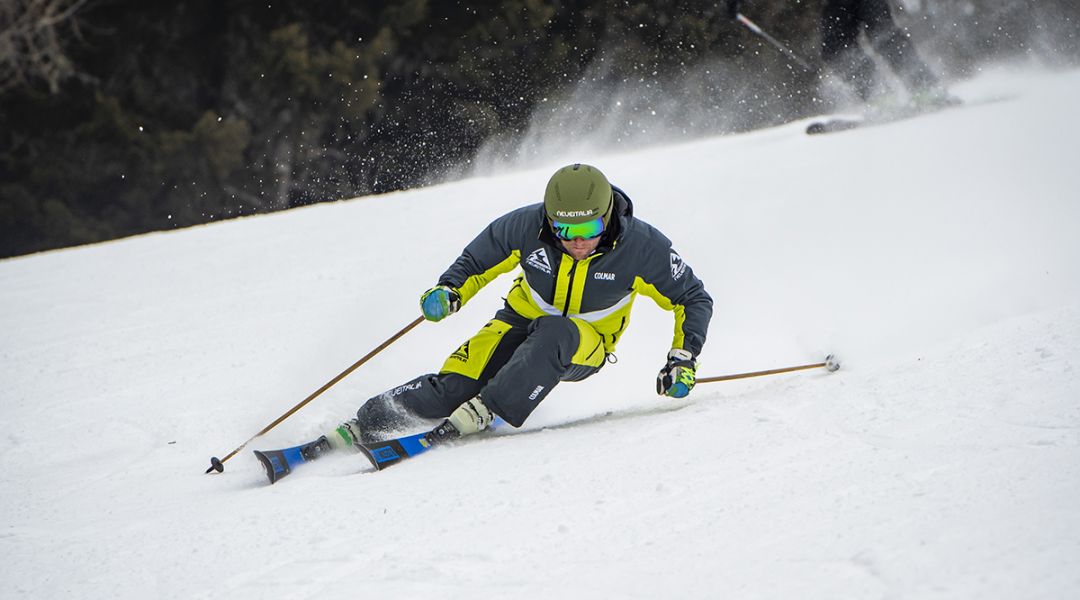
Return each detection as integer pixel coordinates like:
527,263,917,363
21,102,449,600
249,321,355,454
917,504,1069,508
656,349,698,398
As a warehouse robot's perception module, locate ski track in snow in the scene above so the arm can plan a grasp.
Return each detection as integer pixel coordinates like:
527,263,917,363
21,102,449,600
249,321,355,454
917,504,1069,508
2,68,1079,599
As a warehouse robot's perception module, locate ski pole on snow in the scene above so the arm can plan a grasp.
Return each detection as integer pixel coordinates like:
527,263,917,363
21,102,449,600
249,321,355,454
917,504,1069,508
697,354,840,384
205,315,426,474
734,13,817,74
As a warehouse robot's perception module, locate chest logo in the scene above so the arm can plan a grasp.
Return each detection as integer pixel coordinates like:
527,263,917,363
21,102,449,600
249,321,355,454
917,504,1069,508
594,272,616,281
525,248,553,275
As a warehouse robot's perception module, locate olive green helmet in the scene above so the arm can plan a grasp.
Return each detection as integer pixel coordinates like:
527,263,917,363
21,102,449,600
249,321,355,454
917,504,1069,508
544,164,613,225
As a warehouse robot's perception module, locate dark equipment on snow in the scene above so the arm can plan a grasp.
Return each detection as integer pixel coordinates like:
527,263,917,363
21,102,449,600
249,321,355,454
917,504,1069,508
205,315,426,474
697,354,840,384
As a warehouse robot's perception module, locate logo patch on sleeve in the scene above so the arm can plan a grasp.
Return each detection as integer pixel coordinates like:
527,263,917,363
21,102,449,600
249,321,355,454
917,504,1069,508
670,252,688,280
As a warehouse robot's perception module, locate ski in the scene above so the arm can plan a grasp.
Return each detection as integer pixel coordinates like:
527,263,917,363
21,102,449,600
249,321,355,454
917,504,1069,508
356,432,433,469
253,437,331,484
252,421,459,483
357,420,460,471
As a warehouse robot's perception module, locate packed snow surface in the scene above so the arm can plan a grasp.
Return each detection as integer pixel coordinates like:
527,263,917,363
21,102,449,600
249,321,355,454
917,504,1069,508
2,68,1079,599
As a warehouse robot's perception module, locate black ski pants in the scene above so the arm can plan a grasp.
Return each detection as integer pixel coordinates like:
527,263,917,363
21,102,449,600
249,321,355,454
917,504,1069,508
355,307,605,439
821,0,938,99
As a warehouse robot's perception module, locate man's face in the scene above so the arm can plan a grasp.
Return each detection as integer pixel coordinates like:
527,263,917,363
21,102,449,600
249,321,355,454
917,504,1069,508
549,213,606,261
559,235,602,260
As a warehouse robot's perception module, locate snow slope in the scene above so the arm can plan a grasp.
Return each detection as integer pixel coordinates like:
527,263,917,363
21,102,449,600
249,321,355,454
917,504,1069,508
2,68,1079,599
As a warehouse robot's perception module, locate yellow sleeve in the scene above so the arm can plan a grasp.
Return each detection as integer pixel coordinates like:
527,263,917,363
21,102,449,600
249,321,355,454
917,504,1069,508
633,276,689,350
456,250,521,305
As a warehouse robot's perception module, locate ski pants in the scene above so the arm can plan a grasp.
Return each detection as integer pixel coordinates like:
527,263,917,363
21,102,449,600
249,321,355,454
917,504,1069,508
355,307,607,437
821,0,938,99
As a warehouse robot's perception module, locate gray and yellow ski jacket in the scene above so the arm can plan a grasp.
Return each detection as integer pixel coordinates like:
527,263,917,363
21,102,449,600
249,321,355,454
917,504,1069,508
438,186,713,357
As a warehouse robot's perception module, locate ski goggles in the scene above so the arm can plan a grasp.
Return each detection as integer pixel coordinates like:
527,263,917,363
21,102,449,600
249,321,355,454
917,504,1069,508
550,216,605,241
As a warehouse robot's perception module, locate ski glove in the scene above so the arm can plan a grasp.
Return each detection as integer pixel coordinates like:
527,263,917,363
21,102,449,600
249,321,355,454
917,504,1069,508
725,0,741,19
657,349,698,398
420,285,461,322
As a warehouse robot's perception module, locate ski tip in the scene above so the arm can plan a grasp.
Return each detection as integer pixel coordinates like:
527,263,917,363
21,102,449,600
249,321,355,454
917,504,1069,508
253,450,286,485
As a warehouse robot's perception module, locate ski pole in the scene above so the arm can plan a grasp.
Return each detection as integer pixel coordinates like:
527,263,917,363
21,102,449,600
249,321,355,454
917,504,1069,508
205,315,426,474
735,13,817,73
697,354,840,384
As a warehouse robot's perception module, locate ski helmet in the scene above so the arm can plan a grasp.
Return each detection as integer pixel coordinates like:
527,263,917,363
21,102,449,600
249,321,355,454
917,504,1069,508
544,164,613,225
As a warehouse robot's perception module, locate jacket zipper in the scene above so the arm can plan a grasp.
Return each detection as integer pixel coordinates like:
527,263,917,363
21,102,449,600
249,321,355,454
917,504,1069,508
561,259,579,316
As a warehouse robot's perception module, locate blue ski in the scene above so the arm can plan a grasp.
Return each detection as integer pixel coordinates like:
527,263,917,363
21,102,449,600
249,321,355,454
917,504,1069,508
256,418,505,482
357,431,436,470
253,436,331,484
357,419,471,471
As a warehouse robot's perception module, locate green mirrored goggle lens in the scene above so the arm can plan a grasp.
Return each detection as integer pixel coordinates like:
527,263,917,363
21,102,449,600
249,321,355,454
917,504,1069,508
551,217,605,240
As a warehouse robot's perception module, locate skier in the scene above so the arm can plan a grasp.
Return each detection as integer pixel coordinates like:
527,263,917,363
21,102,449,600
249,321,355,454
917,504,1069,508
310,164,713,456
727,0,954,105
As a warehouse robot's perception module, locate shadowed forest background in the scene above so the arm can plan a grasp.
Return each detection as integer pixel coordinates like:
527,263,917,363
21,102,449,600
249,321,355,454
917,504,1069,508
1,0,1078,258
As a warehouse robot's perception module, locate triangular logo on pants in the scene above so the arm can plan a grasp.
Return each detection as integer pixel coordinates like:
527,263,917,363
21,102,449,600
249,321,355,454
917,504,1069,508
451,340,470,362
